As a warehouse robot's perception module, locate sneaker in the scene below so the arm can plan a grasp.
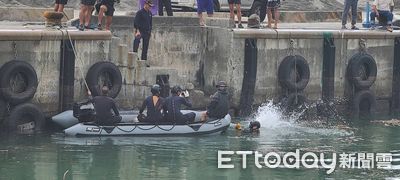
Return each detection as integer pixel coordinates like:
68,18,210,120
387,26,393,32
351,26,359,30
341,25,347,29
238,23,244,28
78,24,84,31
85,25,92,30
97,24,102,30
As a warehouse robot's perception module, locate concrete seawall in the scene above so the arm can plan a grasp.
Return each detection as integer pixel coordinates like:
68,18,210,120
0,15,398,121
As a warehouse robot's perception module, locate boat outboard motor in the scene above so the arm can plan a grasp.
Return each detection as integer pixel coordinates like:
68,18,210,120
73,101,95,122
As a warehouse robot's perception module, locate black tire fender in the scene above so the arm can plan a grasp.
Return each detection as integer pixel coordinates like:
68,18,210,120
86,61,122,98
278,55,310,91
351,90,376,120
347,53,377,89
0,60,38,104
7,103,45,132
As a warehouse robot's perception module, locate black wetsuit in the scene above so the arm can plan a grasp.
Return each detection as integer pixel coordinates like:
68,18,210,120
92,96,121,125
207,90,229,119
163,95,195,124
139,96,164,123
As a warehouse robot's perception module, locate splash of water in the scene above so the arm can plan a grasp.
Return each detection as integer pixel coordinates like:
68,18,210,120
251,100,353,137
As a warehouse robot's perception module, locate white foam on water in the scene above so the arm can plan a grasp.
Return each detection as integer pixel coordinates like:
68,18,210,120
252,101,353,137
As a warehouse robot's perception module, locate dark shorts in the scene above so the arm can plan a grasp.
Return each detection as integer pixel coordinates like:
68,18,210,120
55,0,68,5
227,0,241,4
95,2,115,16
81,0,96,6
197,0,213,14
267,0,280,8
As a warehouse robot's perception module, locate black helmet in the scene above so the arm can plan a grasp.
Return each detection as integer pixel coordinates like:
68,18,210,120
249,121,261,130
171,85,182,94
151,84,161,95
216,81,227,88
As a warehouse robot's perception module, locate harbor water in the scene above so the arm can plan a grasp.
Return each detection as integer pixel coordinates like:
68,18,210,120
0,102,399,179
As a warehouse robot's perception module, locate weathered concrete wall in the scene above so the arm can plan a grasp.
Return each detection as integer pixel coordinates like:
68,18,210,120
0,40,61,114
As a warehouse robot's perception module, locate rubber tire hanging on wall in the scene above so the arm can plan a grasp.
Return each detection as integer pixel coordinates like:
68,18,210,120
6,103,45,132
351,90,376,120
278,55,310,91
86,61,122,98
0,60,38,105
347,53,377,90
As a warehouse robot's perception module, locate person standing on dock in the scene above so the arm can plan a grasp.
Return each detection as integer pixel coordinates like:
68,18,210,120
158,0,173,16
133,0,154,60
370,0,395,32
96,0,118,30
78,0,96,31
341,0,359,30
267,0,283,29
228,0,243,28
196,0,214,26
54,0,68,12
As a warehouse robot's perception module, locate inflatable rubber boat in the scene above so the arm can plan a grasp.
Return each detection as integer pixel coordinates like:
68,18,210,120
52,110,138,128
63,112,231,136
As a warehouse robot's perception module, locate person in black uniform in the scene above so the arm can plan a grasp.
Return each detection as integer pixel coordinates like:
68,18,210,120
133,0,153,61
163,85,195,124
138,84,164,123
96,0,118,30
158,0,173,16
205,81,230,119
91,86,121,125
54,0,68,12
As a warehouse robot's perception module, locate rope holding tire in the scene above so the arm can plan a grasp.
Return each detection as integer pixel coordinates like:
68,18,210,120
0,60,38,105
281,92,307,113
86,61,122,98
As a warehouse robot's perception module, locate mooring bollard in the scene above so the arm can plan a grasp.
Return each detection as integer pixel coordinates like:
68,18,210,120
43,11,64,27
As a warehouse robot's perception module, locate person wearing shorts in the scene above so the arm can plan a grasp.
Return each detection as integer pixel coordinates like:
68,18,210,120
228,0,243,28
196,0,213,26
78,0,96,31
54,0,68,12
267,0,283,29
96,0,116,30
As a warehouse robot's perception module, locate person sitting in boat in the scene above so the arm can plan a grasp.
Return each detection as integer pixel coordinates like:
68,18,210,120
163,85,196,124
91,86,122,126
138,84,164,123
203,81,230,120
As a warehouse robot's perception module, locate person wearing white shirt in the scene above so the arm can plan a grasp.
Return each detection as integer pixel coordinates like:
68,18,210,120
370,0,395,32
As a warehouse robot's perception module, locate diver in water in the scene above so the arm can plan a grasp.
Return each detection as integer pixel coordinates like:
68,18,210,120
235,120,261,133
138,84,164,123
